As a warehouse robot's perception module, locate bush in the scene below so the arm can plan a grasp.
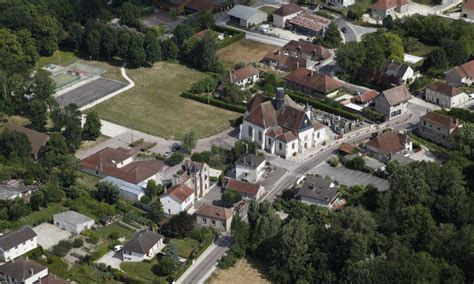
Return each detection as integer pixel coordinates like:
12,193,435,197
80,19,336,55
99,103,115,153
219,254,237,268
181,92,246,113
362,108,385,123
157,256,178,276
52,240,73,257
345,156,369,172
219,31,245,49
72,238,84,248
222,190,242,206
328,156,339,167
167,151,185,166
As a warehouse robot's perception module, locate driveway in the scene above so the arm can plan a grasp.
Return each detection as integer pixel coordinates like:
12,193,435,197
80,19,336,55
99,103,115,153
97,250,123,270
311,162,389,191
33,223,72,250
193,184,224,211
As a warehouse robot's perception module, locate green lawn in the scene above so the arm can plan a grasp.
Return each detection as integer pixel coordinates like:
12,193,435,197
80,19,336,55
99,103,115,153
121,259,166,282
89,61,241,140
19,203,65,227
76,172,101,189
96,223,135,240
171,238,199,258
258,6,277,14
408,43,435,57
38,50,78,68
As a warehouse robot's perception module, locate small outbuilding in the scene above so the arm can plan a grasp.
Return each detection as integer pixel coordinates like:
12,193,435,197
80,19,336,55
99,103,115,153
53,211,95,234
227,5,267,28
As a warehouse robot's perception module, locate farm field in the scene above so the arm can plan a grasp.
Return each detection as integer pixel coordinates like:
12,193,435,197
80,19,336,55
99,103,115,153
218,39,278,69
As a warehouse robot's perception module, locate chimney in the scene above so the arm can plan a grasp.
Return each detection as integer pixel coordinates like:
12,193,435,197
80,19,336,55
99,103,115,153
274,87,285,110
276,50,281,55
310,70,314,77
30,268,34,276
296,61,300,69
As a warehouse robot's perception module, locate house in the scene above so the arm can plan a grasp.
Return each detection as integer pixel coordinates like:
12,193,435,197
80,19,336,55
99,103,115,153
81,147,167,188
235,153,266,182
4,121,50,160
295,176,339,208
284,68,342,96
365,130,412,163
122,230,164,262
226,65,260,89
417,111,461,147
262,51,307,72
462,0,474,19
224,178,265,200
240,88,329,159
338,142,356,155
0,259,48,284
195,205,234,233
374,84,411,120
351,90,379,105
53,211,95,234
371,0,408,19
153,0,191,14
282,40,331,62
37,274,69,284
227,5,267,28
272,3,303,28
286,12,330,36
101,176,145,202
445,60,474,86
185,0,217,14
181,160,211,199
0,180,38,201
0,226,37,262
425,81,469,109
160,183,194,215
378,59,415,84
326,0,355,8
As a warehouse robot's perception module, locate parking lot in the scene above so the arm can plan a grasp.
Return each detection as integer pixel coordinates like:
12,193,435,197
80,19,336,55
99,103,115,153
33,223,72,250
311,162,389,191
55,77,126,108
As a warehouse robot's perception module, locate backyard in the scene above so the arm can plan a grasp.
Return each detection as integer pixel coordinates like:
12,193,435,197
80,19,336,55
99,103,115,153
209,258,270,284
89,61,241,140
121,258,166,283
171,238,199,258
218,39,278,69
95,223,135,240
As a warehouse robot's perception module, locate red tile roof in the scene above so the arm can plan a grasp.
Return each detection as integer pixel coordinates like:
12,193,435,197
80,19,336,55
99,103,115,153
274,3,303,16
166,183,194,202
228,65,259,83
372,0,407,10
5,121,50,159
421,111,459,130
452,60,474,79
282,40,331,60
351,90,379,104
225,179,261,198
284,68,342,94
262,51,307,71
195,204,233,221
463,0,474,10
366,130,409,156
339,142,356,155
426,81,461,97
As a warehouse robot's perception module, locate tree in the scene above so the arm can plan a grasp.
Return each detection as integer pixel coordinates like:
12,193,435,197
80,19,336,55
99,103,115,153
42,132,69,168
161,212,195,238
382,32,404,62
247,201,281,252
441,39,467,66
16,30,38,67
41,181,65,203
82,111,101,141
193,32,222,72
127,32,146,66
423,47,448,71
84,23,102,59
314,22,341,48
7,198,31,221
101,26,118,61
167,151,184,166
95,181,120,204
149,200,165,223
173,24,194,47
181,130,197,153
27,100,48,131
146,180,163,197
335,42,366,80
144,30,161,64
32,15,64,55
161,39,179,61
52,104,82,151
30,190,46,211
117,30,131,60
66,22,83,50
190,77,218,94
157,256,178,276
231,215,250,251
57,155,79,188
117,2,141,28
222,190,242,206
0,129,32,160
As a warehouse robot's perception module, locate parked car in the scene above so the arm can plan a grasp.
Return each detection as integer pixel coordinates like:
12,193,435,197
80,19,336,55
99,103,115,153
341,27,348,33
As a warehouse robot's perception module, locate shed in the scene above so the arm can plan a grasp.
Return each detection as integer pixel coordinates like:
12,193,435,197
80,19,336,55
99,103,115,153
227,5,267,27
53,211,95,234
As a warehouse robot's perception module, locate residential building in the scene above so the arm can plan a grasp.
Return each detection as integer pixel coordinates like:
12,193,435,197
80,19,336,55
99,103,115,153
195,205,234,233
0,259,48,284
224,178,265,200
0,180,38,201
462,0,474,19
295,176,339,208
37,274,69,284
4,121,50,160
417,111,461,147
185,0,217,14
181,160,210,199
122,230,164,262
272,3,303,28
425,81,469,109
371,0,408,18
0,226,37,262
326,0,355,8
53,211,95,234
284,68,342,96
338,142,356,155
81,147,167,188
378,59,415,84
227,5,267,28
365,130,412,163
240,88,328,159
374,84,411,120
351,90,379,105
235,153,266,182
445,60,474,86
282,40,331,62
101,176,145,202
262,51,307,72
226,65,260,89
160,183,195,215
286,12,330,36
153,0,191,14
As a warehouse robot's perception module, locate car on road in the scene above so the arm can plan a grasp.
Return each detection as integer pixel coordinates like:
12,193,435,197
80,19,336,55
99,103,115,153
341,27,347,33
113,245,123,252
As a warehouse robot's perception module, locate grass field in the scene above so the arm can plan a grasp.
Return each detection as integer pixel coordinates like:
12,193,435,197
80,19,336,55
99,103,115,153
218,39,278,69
19,203,65,227
76,172,101,189
96,223,135,240
209,258,270,284
121,259,166,282
77,58,128,84
79,135,110,151
38,50,78,68
89,61,240,140
171,238,199,258
258,6,278,14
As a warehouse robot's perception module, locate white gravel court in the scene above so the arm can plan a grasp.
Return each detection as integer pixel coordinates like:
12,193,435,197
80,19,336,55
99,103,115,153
404,53,424,64
33,223,72,250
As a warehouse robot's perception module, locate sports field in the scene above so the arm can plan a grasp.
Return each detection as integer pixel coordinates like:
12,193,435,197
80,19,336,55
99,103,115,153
89,62,241,140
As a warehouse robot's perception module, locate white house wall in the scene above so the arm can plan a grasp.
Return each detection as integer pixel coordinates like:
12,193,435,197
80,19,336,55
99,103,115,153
0,237,38,261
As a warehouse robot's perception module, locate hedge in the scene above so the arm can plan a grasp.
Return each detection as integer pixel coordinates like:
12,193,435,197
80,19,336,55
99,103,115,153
181,91,246,113
362,107,385,123
287,92,362,120
438,108,474,123
219,31,245,49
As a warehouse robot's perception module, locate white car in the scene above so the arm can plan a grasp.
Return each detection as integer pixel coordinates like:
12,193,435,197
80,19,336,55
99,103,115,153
113,245,123,252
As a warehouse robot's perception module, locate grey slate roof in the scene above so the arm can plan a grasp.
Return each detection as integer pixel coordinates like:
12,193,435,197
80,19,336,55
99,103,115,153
379,59,411,80
0,259,46,281
0,180,38,200
53,211,94,226
296,176,338,205
228,5,266,20
0,226,37,251
236,154,266,170
123,230,163,254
